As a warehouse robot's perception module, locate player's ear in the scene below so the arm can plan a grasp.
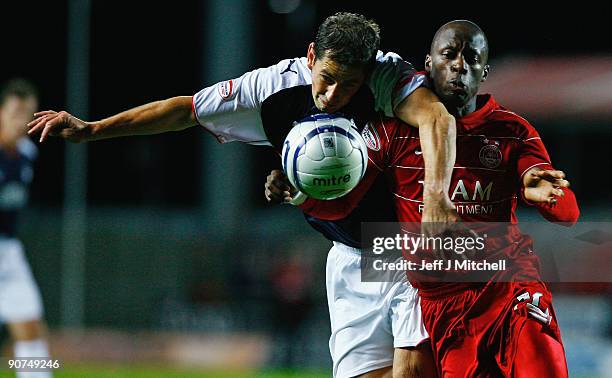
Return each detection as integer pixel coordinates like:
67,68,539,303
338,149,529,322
481,64,490,82
425,55,432,73
307,42,316,69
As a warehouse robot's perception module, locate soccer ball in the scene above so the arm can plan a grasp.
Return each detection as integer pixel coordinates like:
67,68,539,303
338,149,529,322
282,114,368,200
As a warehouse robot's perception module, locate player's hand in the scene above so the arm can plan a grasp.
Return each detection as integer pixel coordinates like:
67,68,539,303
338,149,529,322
265,169,297,204
421,192,482,261
523,168,569,204
27,110,92,143
421,192,460,237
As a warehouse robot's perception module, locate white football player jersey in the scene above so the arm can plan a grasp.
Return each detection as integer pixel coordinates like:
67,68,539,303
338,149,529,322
192,52,426,147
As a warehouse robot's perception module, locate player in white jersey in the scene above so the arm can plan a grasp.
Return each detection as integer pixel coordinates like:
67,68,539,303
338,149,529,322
29,12,456,377
0,79,52,378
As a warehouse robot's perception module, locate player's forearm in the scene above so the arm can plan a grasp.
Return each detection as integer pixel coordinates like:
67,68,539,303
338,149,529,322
418,106,456,201
394,88,456,201
89,96,196,141
420,112,456,199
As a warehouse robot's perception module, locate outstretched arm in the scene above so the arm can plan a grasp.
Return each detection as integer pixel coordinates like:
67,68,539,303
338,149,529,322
28,96,196,143
394,87,458,224
517,123,579,225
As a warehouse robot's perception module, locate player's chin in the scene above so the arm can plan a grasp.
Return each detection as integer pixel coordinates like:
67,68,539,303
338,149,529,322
322,105,341,113
317,104,331,113
442,90,468,106
317,100,337,113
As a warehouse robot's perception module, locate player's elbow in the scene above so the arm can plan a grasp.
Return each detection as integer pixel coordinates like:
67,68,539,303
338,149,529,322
165,96,198,132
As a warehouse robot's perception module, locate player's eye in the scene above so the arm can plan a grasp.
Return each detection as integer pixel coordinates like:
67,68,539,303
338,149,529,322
466,54,479,65
321,75,335,85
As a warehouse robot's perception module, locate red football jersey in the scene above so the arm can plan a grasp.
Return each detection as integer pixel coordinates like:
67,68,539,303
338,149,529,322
300,94,579,296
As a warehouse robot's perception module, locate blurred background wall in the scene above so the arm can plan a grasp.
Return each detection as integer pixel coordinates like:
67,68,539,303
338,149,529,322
1,0,610,376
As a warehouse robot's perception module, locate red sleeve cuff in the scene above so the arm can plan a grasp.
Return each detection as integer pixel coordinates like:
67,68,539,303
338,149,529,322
535,188,580,226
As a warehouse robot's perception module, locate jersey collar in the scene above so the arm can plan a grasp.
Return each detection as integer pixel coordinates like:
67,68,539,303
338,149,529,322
457,94,498,130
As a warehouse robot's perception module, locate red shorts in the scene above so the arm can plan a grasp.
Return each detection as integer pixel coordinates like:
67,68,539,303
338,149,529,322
420,281,568,377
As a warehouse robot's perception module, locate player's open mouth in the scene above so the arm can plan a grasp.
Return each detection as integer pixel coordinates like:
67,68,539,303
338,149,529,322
448,80,468,95
448,79,466,89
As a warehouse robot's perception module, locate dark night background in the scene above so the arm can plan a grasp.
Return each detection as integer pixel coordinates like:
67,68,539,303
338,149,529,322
3,1,609,209
0,1,610,375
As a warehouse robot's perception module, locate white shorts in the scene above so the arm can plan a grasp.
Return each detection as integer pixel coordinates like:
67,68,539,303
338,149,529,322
0,238,44,323
327,242,428,378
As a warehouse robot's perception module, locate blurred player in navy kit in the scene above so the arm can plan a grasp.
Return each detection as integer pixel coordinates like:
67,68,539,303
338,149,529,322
0,79,52,378
270,20,579,377
28,12,455,377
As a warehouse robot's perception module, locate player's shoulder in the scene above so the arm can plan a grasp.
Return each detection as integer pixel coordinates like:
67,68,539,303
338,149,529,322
235,56,311,103
272,56,310,74
486,95,539,138
374,50,413,68
375,50,401,63
371,51,418,84
198,57,311,108
256,57,311,85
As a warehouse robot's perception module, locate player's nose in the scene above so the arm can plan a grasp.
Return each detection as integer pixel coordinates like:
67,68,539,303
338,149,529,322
326,83,338,98
326,84,344,107
451,54,468,73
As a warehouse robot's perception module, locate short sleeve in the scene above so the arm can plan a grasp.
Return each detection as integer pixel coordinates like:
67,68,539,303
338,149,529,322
193,57,310,146
517,127,553,181
367,51,427,117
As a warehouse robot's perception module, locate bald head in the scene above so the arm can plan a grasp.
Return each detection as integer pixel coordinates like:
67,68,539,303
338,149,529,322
431,20,489,64
425,20,490,116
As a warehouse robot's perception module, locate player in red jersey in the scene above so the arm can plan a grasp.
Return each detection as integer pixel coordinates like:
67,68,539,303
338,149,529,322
268,20,579,377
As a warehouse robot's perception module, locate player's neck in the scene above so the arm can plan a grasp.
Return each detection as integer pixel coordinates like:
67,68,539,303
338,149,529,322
448,97,477,118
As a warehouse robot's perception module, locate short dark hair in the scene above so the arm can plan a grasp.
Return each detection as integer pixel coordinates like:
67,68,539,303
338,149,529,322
314,12,380,68
0,78,39,105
